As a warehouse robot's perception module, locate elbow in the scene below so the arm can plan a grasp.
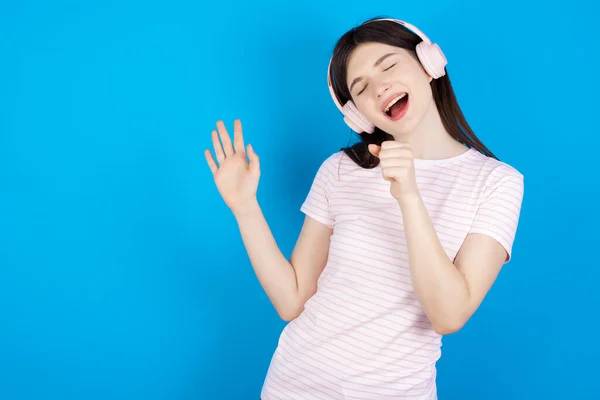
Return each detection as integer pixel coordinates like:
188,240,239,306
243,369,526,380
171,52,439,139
276,301,304,322
278,309,299,322
431,315,467,335
433,321,463,335
429,299,474,335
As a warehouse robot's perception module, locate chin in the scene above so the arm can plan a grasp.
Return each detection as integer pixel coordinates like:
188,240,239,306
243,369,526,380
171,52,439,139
376,117,418,137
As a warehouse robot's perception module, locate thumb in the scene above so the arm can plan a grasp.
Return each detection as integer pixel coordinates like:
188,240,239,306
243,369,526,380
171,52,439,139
247,144,260,175
368,144,381,157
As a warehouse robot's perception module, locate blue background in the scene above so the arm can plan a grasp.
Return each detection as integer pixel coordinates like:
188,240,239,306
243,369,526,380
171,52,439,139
1,0,598,399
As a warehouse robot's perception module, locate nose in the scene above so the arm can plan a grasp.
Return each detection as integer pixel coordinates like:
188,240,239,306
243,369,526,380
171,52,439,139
375,82,390,98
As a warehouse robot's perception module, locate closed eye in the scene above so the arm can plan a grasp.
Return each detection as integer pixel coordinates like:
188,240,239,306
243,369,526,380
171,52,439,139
355,63,397,96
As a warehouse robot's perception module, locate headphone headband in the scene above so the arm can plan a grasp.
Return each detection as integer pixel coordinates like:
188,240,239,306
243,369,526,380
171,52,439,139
374,18,434,44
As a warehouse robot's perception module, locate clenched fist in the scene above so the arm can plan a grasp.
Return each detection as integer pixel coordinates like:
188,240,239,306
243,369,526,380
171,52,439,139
368,141,419,202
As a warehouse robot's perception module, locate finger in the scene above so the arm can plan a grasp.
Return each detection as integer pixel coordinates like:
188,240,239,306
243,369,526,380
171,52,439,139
204,149,218,174
378,148,413,160
368,144,381,157
211,130,225,163
382,167,407,180
381,140,411,149
381,140,397,149
380,158,411,168
381,169,394,181
233,119,245,154
216,120,234,156
247,144,260,175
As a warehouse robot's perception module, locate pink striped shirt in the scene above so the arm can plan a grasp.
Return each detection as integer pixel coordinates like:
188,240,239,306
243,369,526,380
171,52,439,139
261,147,524,399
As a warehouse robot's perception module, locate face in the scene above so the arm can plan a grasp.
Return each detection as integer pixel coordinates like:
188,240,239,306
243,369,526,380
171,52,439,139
345,42,434,136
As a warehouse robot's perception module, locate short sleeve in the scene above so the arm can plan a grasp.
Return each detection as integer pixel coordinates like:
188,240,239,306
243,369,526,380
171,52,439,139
299,155,338,228
469,168,524,262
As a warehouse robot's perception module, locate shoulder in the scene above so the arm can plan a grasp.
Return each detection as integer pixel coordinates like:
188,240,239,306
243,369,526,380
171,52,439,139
312,150,352,179
319,150,346,168
470,150,523,184
468,150,524,201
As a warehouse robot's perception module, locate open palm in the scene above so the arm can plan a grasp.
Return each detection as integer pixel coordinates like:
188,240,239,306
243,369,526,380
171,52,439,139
205,120,260,215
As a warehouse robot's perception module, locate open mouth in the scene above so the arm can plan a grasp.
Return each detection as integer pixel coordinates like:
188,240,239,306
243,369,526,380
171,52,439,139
383,93,409,121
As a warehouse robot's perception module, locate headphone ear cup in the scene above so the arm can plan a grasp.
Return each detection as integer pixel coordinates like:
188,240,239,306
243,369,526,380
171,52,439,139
342,101,375,134
416,42,447,79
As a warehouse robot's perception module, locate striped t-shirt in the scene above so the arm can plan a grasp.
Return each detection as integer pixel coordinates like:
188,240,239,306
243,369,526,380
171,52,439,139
260,147,524,399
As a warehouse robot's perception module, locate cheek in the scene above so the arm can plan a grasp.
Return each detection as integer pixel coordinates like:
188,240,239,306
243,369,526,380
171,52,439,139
355,97,381,119
415,82,435,110
413,72,434,97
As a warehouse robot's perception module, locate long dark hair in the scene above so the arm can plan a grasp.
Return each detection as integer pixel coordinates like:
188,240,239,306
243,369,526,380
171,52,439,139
329,18,498,168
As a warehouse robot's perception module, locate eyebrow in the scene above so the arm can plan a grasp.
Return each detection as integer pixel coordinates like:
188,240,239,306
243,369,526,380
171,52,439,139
349,52,397,93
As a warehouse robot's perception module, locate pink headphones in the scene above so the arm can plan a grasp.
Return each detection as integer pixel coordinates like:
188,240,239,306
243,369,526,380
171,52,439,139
327,18,448,134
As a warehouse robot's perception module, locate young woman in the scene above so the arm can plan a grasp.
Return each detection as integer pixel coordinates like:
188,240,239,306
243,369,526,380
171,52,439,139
205,17,524,400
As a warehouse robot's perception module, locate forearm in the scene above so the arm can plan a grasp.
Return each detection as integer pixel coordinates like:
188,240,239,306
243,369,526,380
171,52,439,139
233,200,301,320
399,195,470,334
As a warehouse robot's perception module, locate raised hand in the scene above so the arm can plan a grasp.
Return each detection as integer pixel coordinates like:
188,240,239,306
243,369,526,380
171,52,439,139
205,119,260,216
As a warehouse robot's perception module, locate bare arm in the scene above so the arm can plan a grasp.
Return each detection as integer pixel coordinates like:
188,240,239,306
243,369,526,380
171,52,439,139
204,119,331,321
235,206,332,321
400,195,507,334
369,141,524,335
399,172,524,334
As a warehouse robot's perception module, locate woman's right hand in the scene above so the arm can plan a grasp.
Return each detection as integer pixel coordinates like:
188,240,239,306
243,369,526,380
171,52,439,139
205,119,261,217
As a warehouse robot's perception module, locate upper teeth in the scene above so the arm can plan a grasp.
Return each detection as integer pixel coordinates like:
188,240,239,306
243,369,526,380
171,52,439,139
384,93,407,112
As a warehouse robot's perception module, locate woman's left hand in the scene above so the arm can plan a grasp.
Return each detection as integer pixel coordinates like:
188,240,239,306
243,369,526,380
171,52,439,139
368,141,419,203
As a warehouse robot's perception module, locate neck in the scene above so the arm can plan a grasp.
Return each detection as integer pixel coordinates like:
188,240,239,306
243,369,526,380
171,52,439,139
390,99,468,160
